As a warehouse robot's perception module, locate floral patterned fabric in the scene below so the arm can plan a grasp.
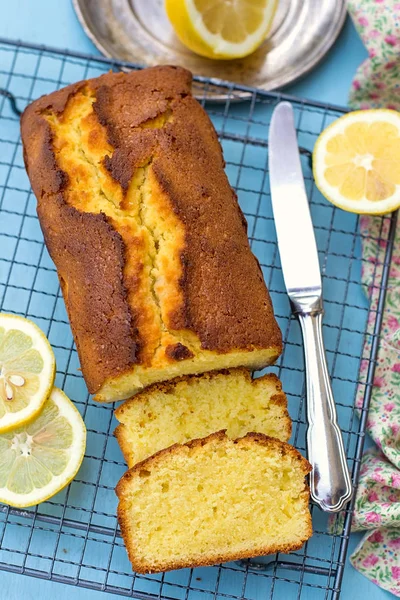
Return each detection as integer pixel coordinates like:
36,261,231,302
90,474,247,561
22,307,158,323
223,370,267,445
356,215,400,474
351,450,400,595
348,214,400,596
344,1,400,595
348,0,400,110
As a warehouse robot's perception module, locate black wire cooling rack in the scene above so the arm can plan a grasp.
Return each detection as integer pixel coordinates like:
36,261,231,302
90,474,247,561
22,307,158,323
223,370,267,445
0,38,396,600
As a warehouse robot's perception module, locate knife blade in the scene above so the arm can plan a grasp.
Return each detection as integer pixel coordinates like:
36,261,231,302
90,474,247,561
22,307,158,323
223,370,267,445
268,101,352,513
269,102,321,296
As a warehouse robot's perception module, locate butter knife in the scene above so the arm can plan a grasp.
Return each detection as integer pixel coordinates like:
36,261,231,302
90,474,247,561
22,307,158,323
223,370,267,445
268,101,352,513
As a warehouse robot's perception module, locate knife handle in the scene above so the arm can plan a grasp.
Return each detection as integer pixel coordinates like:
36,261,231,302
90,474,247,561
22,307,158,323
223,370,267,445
294,297,353,513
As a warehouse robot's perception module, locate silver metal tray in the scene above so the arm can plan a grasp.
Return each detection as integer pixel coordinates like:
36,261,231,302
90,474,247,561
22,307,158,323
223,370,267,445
73,0,346,98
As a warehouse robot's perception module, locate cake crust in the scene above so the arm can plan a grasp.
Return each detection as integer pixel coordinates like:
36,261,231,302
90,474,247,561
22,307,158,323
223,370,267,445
116,431,312,574
21,67,282,401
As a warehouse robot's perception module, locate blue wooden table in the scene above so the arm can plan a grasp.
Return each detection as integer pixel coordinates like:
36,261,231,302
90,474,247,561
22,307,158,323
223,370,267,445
0,2,392,599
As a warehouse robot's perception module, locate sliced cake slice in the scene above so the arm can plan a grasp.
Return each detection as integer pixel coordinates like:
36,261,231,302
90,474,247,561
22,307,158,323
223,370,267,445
116,431,312,573
115,368,292,467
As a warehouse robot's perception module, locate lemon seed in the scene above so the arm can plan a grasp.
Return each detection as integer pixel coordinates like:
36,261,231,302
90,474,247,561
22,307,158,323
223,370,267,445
5,383,13,400
8,375,25,387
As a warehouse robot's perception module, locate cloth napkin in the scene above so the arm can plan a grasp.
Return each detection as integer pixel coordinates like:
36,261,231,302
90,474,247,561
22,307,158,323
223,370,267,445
337,1,400,595
349,215,400,596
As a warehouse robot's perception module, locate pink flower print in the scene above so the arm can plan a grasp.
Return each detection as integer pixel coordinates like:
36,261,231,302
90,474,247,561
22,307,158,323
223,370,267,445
394,255,400,265
391,363,400,373
389,493,399,502
360,103,370,110
390,267,400,278
369,530,384,543
369,49,377,58
365,511,382,524
391,472,400,487
391,423,400,436
367,419,376,429
376,82,386,90
381,502,391,508
370,29,380,39
375,0,385,3
373,376,385,388
368,490,379,502
371,471,385,484
353,80,361,90
369,92,379,99
395,3,400,8
362,554,379,568
389,537,400,549
388,315,400,331
385,61,397,70
384,402,395,412
358,17,369,27
387,104,398,110
385,35,397,46
392,566,400,580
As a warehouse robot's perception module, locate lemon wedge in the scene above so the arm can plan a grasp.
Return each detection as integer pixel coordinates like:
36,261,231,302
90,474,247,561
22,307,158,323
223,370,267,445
165,0,278,60
0,387,86,508
0,314,56,433
313,109,400,215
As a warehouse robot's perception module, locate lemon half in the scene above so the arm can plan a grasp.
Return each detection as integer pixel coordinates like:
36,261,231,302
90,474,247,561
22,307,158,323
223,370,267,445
0,314,56,433
0,387,86,508
313,109,400,215
166,0,278,60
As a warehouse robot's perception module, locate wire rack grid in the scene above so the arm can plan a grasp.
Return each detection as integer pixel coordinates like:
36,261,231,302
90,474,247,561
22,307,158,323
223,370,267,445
0,38,396,600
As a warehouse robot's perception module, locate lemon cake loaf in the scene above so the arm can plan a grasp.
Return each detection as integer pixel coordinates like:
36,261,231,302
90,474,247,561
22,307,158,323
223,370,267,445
115,368,292,467
20,66,282,403
116,431,312,573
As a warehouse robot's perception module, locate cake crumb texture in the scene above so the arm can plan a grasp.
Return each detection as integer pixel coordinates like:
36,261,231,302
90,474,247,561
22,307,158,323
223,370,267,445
116,431,312,573
115,368,292,467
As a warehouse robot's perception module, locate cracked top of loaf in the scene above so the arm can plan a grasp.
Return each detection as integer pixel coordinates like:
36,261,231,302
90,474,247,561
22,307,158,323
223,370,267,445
21,66,282,402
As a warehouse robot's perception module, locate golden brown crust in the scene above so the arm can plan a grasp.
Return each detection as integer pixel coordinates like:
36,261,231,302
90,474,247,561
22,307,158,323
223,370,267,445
165,342,194,361
20,79,138,392
124,536,311,575
116,431,312,574
42,201,138,392
21,67,282,398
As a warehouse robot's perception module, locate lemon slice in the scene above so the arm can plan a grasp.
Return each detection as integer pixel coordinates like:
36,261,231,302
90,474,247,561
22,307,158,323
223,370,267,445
313,109,400,215
165,0,278,60
0,387,86,508
0,314,56,433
